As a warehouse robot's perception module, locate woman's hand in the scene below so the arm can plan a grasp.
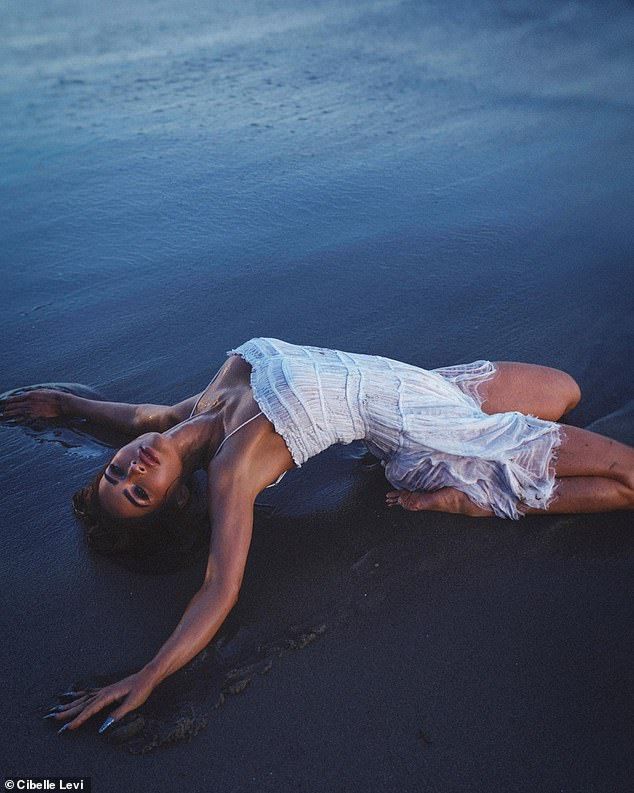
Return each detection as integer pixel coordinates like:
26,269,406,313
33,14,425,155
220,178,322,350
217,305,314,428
44,670,157,735
1,389,73,421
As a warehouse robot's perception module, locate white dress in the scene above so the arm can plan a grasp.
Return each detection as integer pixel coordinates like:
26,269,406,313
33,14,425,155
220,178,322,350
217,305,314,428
226,337,563,519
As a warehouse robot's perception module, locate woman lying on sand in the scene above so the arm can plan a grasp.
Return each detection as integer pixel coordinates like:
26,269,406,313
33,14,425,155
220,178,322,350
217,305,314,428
3,337,633,736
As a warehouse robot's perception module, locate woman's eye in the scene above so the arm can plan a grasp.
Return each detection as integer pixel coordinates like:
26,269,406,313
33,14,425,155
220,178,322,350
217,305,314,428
110,464,124,476
133,485,149,501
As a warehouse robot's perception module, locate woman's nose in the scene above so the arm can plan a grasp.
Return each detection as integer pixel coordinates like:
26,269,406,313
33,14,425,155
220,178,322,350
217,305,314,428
129,459,146,474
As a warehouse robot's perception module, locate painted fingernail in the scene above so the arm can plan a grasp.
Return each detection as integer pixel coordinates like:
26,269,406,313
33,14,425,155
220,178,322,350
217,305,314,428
98,716,116,734
43,713,58,720
57,723,70,734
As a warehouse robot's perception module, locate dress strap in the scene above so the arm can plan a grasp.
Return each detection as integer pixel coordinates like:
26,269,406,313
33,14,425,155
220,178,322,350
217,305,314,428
265,470,287,488
189,367,225,419
212,411,264,459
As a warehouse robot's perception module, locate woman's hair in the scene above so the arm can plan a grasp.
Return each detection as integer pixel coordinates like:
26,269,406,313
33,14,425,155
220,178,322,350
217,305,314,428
72,462,209,571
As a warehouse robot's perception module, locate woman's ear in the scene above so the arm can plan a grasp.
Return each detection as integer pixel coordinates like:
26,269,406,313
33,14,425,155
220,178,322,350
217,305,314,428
174,482,190,510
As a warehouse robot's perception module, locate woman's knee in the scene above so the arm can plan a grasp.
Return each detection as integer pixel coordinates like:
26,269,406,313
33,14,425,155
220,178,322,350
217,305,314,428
482,362,581,420
551,369,581,415
560,370,581,413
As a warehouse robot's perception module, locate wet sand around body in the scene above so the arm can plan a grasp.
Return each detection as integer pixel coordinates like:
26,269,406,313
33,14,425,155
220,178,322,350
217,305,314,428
1,1,633,791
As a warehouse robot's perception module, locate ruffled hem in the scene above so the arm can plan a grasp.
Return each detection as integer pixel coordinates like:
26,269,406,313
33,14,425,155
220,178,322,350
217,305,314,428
226,344,305,467
432,359,498,410
512,420,564,517
384,416,565,520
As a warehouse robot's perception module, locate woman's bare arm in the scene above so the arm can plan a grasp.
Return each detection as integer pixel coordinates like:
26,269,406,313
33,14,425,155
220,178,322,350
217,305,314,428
1,390,202,434
47,465,256,733
141,471,255,684
66,393,204,434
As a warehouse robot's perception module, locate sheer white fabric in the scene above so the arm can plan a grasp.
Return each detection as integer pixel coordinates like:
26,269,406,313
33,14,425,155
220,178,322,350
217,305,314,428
226,338,563,519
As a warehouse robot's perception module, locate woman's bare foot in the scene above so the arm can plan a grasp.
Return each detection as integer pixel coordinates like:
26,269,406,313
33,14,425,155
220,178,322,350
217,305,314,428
385,487,495,517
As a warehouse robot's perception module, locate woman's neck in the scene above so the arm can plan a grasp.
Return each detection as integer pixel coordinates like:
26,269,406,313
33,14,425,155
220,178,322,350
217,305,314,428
163,410,224,473
162,357,255,474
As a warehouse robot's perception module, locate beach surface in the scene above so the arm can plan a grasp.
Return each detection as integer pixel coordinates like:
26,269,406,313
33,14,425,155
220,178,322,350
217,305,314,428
1,1,633,790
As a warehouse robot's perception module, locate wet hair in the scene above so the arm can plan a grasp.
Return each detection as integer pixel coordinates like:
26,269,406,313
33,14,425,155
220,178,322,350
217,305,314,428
72,463,209,572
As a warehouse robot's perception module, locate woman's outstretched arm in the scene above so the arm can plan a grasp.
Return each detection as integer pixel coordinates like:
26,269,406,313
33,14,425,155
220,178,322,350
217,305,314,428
1,389,202,434
46,464,256,734
140,467,255,684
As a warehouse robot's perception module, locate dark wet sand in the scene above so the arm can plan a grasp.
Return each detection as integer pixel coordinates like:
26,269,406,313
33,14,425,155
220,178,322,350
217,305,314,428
1,1,633,791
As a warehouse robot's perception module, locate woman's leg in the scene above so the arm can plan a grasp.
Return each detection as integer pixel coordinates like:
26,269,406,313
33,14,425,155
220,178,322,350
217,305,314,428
477,361,581,421
386,425,634,516
520,425,633,514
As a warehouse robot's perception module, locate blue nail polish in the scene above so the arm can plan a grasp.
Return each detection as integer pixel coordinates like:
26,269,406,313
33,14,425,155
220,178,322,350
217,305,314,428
43,713,58,720
98,716,116,734
57,723,70,734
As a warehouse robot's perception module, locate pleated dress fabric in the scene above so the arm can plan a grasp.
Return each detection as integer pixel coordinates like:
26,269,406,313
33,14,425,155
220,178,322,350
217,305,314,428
226,338,563,519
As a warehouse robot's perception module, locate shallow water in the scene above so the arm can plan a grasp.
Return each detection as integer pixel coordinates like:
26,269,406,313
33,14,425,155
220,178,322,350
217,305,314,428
1,0,633,789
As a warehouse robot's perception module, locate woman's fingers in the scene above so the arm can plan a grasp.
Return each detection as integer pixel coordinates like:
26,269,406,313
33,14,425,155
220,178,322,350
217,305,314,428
45,699,95,723
43,676,148,735
51,694,94,712
59,689,124,732
1,391,63,420
1,397,27,412
1,397,34,419
43,687,103,723
2,409,30,421
45,675,155,735
57,688,98,701
2,395,30,406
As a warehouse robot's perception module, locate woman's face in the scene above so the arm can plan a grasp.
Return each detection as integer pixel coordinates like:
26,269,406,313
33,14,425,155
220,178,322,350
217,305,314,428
97,432,183,519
